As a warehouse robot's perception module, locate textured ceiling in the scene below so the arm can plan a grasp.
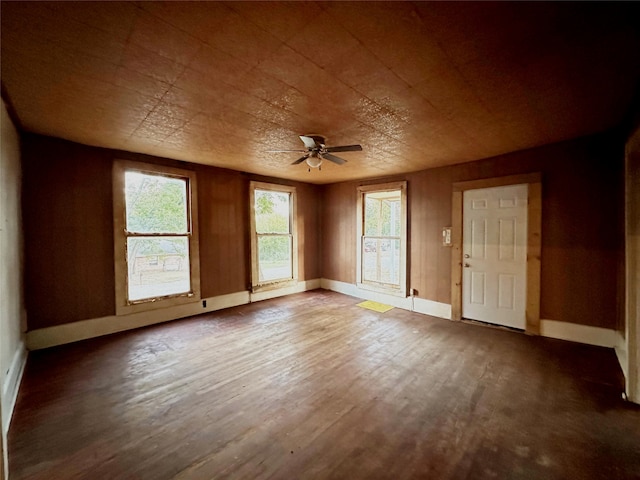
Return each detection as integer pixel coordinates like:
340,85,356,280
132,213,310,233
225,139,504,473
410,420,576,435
2,1,639,184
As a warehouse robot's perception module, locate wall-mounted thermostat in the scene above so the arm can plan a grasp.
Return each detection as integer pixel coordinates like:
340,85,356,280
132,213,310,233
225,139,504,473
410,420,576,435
442,227,452,246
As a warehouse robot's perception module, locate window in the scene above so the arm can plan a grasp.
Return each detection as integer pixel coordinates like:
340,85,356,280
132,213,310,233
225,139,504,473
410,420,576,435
357,182,407,296
113,160,200,314
250,182,297,291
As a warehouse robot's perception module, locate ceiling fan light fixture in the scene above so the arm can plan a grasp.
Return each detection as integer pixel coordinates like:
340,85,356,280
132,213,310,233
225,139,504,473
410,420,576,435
274,134,361,169
306,155,322,168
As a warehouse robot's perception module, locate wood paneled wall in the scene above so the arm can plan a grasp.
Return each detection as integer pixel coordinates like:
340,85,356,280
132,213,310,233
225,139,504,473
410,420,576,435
195,166,249,296
320,181,357,284
321,132,625,329
294,181,322,282
21,131,623,331
22,135,320,330
22,135,115,328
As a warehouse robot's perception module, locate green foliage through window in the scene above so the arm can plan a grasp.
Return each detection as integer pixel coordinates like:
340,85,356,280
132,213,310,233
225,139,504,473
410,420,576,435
255,190,290,234
125,172,188,234
254,188,293,283
123,170,191,301
364,194,400,236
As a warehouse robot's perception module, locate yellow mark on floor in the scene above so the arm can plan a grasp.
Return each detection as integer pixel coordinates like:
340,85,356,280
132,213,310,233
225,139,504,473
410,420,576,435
357,300,394,313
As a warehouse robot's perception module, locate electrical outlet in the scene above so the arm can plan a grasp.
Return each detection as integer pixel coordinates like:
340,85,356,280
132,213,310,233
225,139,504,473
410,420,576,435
202,300,207,308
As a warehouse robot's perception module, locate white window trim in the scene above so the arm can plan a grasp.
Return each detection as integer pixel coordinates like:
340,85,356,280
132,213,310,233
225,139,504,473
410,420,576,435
356,181,408,297
249,181,298,293
113,160,200,316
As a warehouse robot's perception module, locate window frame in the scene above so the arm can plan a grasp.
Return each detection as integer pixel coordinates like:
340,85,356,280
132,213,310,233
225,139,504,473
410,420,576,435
249,181,298,292
113,160,200,315
356,181,408,297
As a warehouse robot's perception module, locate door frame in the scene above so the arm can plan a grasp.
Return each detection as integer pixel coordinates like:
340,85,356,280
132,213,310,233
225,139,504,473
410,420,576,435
625,131,639,403
451,173,542,334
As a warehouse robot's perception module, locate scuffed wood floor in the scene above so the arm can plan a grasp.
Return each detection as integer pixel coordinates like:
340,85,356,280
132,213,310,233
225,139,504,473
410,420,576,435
9,290,640,479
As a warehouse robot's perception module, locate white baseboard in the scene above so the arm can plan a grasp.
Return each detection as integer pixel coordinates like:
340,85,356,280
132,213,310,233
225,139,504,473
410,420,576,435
319,279,619,348
27,291,250,350
614,331,628,381
320,278,360,299
540,319,617,348
320,278,452,319
413,297,452,320
2,341,27,435
26,281,620,353
26,280,321,351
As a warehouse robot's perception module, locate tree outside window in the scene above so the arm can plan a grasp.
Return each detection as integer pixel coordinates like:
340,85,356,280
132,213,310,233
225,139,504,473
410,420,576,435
124,171,192,301
113,160,200,314
250,182,297,290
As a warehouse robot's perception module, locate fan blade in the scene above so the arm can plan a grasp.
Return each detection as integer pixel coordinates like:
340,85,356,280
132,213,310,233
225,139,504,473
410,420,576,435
322,153,347,165
299,135,318,149
291,154,310,165
325,144,362,153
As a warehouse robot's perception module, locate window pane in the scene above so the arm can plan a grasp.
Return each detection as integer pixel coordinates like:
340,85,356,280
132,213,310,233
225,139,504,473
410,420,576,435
258,235,292,282
364,193,400,236
127,237,190,301
381,199,401,236
255,190,290,234
364,197,380,236
362,238,400,286
125,172,188,234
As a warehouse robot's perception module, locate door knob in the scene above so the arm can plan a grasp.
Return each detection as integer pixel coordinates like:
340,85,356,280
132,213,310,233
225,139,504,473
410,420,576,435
464,254,470,258
464,263,470,268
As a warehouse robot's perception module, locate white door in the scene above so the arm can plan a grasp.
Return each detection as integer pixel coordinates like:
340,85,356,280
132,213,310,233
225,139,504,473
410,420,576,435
462,184,528,329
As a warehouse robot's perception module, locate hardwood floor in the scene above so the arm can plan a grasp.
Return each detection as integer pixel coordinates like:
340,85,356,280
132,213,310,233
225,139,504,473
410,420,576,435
9,290,640,479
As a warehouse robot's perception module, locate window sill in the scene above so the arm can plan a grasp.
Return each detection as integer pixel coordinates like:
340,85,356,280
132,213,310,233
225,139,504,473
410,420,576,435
251,279,297,294
115,291,200,316
356,282,407,298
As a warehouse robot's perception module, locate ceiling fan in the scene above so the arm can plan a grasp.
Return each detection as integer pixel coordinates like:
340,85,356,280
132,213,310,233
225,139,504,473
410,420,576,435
268,135,362,171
